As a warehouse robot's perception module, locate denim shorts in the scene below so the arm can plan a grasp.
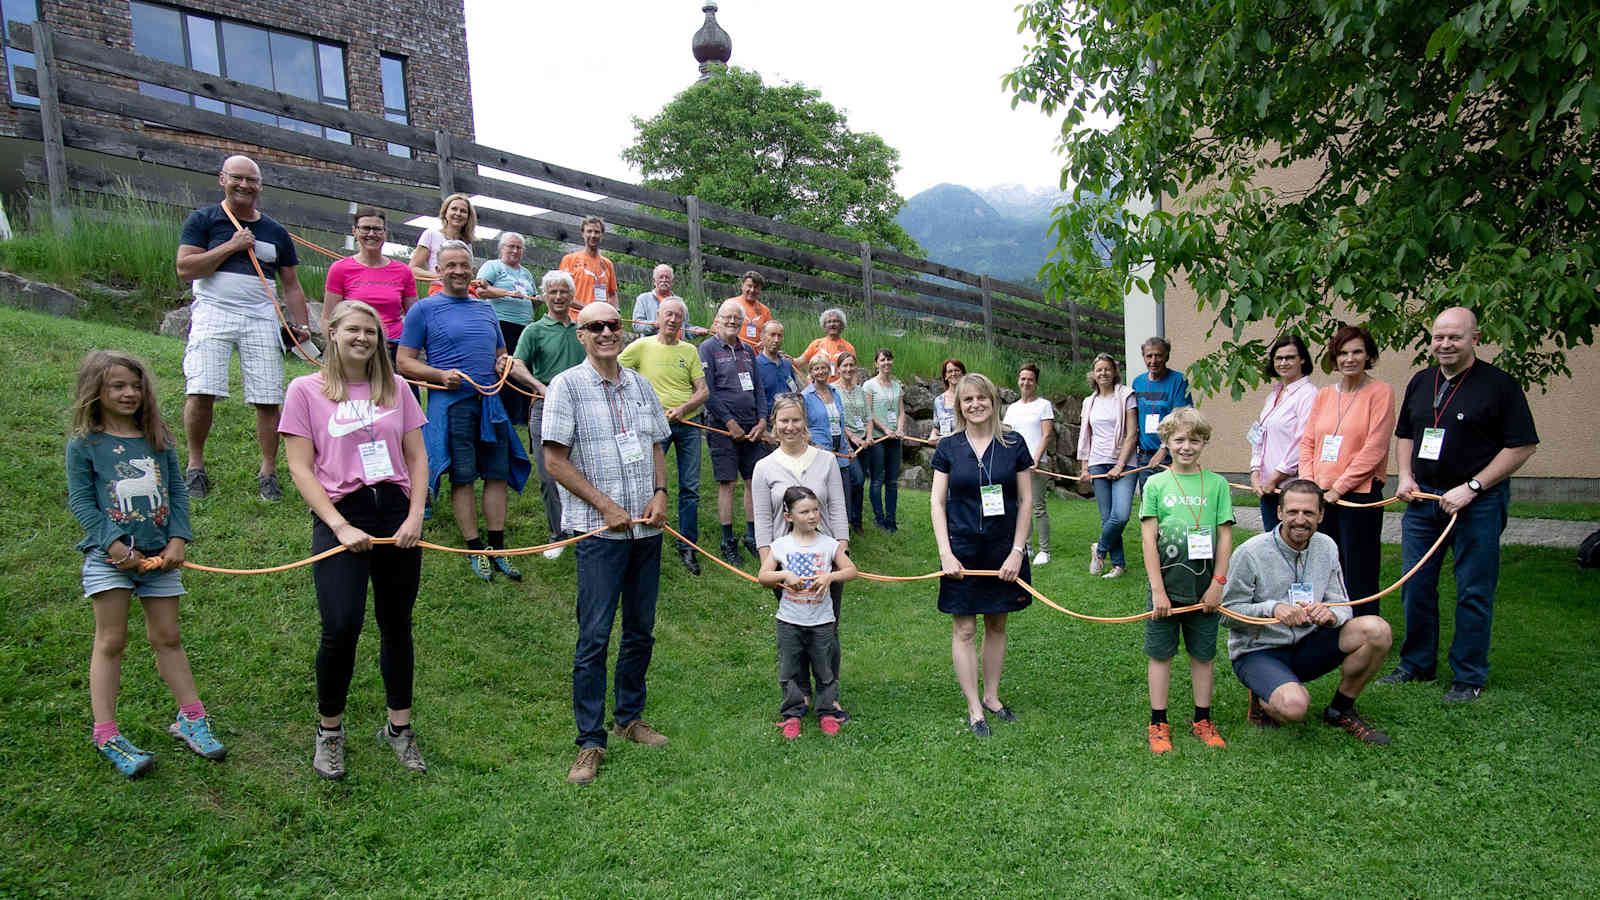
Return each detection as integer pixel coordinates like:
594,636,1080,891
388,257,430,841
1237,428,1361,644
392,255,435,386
706,431,763,482
81,551,186,599
1231,627,1346,699
446,395,512,485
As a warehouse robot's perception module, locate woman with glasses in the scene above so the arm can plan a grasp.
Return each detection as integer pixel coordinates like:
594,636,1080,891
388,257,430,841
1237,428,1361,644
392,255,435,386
1247,335,1317,531
323,207,418,376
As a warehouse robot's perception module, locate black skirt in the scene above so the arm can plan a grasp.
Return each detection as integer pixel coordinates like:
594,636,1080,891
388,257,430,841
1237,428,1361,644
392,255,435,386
937,534,1032,615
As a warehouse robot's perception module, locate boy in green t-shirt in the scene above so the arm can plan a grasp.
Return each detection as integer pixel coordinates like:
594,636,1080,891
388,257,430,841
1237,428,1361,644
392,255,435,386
1138,406,1234,754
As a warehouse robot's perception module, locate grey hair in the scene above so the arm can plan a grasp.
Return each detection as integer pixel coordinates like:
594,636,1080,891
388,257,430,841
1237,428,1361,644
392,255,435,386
653,263,674,278
716,298,745,320
659,296,687,315
438,239,473,268
497,231,525,249
819,307,848,330
541,269,575,292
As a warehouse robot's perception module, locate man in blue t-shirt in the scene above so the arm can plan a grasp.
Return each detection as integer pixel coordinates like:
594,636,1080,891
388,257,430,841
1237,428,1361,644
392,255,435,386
1130,336,1193,491
175,155,311,504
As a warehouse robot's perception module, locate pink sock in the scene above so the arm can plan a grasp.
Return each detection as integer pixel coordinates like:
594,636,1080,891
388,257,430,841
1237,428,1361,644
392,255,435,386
179,701,206,720
93,721,120,746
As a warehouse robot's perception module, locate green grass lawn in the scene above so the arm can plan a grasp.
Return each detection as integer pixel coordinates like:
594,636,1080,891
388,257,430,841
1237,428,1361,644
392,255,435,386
2,306,1597,897
1506,502,1600,523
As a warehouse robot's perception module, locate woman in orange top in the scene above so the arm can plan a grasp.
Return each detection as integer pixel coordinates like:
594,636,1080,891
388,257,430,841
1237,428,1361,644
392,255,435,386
797,308,856,384
1298,324,1395,616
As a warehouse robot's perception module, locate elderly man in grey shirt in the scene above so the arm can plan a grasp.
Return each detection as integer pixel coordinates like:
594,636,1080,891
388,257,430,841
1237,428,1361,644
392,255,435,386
1221,479,1393,745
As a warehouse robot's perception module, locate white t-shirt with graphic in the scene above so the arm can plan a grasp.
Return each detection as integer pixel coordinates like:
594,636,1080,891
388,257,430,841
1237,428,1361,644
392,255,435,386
770,531,840,627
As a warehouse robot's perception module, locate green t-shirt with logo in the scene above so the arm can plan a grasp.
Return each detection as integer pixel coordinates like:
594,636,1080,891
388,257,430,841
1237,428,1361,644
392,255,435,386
1139,469,1234,597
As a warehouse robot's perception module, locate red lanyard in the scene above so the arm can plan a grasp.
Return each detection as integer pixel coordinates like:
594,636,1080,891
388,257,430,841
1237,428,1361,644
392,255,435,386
1431,366,1469,427
603,378,628,435
1173,471,1207,527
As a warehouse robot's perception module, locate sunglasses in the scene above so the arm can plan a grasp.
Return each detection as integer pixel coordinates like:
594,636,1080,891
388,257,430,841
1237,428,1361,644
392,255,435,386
580,320,623,334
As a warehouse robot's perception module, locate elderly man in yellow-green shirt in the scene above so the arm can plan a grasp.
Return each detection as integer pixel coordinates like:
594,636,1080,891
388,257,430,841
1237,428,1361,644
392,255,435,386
619,296,709,575
512,271,587,558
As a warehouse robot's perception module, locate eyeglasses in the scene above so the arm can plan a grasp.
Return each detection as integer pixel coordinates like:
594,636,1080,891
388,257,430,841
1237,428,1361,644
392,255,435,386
354,226,387,234
223,173,261,185
580,320,623,334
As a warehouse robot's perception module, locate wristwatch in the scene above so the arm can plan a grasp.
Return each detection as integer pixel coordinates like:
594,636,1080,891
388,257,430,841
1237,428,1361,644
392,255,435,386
1467,478,1483,493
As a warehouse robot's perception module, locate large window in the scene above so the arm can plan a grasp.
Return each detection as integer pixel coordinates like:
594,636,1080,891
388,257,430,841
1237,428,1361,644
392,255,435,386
380,53,410,157
1,0,39,106
129,1,349,144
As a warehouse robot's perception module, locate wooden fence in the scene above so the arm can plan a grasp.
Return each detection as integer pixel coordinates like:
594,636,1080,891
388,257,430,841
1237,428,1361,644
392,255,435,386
8,20,1122,362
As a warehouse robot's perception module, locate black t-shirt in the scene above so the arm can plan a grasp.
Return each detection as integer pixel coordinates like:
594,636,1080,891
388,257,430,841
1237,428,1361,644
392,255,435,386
1394,358,1538,487
179,204,297,281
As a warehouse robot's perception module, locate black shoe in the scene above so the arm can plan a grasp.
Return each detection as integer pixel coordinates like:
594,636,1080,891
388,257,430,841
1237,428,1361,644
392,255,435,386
969,718,991,738
1442,682,1483,704
742,534,759,558
982,703,1017,723
719,539,743,567
1376,668,1436,685
678,545,702,576
1321,707,1391,744
886,521,898,534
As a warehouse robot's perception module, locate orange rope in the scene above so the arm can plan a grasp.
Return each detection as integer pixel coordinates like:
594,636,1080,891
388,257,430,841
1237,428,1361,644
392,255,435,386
288,232,344,261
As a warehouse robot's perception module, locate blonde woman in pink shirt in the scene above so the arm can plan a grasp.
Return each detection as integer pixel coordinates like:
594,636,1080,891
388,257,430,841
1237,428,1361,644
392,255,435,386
1248,334,1317,532
1299,325,1395,616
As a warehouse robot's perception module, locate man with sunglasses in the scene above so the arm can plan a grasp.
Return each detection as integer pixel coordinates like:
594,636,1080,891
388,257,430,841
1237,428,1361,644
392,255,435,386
700,299,769,567
541,302,672,785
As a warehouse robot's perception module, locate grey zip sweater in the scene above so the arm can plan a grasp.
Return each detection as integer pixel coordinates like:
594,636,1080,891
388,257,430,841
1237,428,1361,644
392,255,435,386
1220,528,1352,660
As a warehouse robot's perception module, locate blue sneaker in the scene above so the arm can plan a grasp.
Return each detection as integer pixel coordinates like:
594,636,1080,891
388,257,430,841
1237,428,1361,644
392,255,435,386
98,735,155,778
168,714,227,760
468,552,494,582
490,553,522,581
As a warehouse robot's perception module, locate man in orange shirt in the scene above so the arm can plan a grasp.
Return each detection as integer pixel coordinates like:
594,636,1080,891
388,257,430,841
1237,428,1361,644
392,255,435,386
726,270,772,349
559,216,618,323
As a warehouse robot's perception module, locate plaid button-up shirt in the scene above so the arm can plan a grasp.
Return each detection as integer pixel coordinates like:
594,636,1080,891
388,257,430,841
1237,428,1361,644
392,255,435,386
541,359,670,540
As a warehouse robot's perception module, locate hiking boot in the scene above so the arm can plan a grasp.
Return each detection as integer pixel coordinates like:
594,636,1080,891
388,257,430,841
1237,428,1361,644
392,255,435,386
1190,719,1227,748
98,735,155,778
719,539,744,567
377,723,427,772
1322,707,1391,745
1148,722,1172,754
467,553,494,583
742,534,759,558
168,713,227,760
1088,542,1104,575
780,717,802,739
679,545,702,575
257,473,282,502
1443,683,1483,704
1376,667,1435,685
491,553,522,581
1246,691,1279,728
184,466,210,500
567,746,604,784
313,726,346,780
612,719,669,745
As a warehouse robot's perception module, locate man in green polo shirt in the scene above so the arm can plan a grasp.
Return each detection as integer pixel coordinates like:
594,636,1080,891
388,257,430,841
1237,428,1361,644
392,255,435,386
513,270,587,558
619,296,709,575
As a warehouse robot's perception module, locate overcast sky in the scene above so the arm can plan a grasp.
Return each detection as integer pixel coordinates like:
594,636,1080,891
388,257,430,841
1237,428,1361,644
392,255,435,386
462,0,1078,200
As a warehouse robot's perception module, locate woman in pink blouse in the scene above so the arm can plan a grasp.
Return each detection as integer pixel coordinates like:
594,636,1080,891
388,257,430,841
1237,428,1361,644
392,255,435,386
1248,334,1317,532
1299,324,1395,616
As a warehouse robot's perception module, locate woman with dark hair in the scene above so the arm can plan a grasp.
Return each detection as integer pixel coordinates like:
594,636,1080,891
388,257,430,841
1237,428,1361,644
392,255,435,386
1248,335,1317,531
1299,325,1394,616
323,207,418,373
931,358,967,439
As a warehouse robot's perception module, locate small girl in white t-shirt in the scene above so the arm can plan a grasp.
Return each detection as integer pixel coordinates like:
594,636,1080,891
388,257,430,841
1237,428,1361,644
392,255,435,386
757,486,857,739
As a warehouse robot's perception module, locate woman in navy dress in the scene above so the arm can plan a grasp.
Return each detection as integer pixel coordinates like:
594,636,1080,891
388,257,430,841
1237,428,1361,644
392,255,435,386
931,373,1033,738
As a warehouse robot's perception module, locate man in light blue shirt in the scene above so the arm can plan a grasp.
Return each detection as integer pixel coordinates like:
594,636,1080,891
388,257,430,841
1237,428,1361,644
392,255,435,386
1130,336,1192,491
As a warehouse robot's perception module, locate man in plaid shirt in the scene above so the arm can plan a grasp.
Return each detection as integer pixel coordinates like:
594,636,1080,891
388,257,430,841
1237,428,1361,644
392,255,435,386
541,302,671,786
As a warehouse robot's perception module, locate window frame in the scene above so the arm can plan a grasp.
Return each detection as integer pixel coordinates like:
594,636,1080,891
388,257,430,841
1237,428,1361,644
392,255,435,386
378,52,411,158
2,0,42,107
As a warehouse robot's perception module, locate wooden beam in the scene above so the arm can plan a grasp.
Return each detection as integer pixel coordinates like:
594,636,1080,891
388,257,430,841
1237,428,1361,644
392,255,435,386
686,195,704,301
434,131,455,197
980,275,994,346
29,23,68,224
860,242,874,321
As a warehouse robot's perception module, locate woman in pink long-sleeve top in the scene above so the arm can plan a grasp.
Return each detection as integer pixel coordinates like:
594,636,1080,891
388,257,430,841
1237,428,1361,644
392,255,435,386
1299,324,1396,616
1248,335,1317,533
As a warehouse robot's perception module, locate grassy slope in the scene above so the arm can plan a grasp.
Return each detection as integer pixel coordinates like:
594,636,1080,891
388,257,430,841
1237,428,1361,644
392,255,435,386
1,306,1596,898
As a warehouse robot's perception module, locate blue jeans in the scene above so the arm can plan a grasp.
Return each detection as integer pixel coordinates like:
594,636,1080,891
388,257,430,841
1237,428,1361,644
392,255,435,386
1259,496,1281,533
1134,448,1160,493
1090,463,1135,567
660,421,701,548
1398,481,1508,688
867,438,902,525
573,534,662,749
844,457,866,527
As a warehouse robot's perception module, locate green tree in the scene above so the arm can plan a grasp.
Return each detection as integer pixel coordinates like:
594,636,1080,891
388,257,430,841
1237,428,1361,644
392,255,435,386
624,65,920,254
1007,0,1600,395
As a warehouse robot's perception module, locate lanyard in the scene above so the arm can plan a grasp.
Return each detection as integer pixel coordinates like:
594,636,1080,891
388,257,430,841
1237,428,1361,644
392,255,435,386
602,377,628,435
1332,378,1367,434
1431,366,1470,427
970,436,995,488
1172,471,1207,527
1271,527,1306,583
1255,381,1289,429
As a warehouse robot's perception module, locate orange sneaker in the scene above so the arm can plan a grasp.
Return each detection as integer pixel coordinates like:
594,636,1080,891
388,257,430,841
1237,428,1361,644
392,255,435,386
1147,722,1172,754
1190,719,1227,748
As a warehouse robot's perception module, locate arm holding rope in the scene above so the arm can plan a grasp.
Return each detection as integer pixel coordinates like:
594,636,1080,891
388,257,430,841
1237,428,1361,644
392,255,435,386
998,461,1031,582
394,345,463,391
285,434,372,552
930,469,962,579
176,232,254,280
1142,516,1169,618
276,264,311,333
1200,523,1232,612
392,427,428,549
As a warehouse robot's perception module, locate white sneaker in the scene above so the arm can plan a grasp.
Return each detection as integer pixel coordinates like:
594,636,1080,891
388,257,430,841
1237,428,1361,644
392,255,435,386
1032,550,1051,567
1088,542,1105,576
542,544,566,560
1102,565,1125,579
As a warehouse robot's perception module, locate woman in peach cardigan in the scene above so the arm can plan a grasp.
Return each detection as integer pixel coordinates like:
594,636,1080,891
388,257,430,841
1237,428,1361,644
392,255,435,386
1299,324,1395,617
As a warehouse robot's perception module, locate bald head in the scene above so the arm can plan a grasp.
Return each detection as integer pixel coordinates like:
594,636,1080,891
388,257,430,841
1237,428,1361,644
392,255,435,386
577,301,620,326
218,155,262,213
1434,306,1478,334
1430,306,1480,376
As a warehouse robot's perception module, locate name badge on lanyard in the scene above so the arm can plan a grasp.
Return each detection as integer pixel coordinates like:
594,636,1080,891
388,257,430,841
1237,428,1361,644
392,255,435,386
616,431,644,465
738,371,754,392
1186,525,1214,560
1288,582,1315,608
358,440,394,480
1319,434,1343,463
980,483,1004,517
1144,412,1161,434
1418,427,1445,461
593,284,607,303
1246,421,1264,446
745,321,758,340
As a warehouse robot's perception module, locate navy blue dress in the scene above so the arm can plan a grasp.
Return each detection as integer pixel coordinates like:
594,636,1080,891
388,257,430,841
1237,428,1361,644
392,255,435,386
933,431,1034,615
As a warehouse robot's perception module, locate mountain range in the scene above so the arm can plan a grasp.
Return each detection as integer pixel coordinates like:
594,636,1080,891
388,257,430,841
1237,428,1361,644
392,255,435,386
894,183,1069,286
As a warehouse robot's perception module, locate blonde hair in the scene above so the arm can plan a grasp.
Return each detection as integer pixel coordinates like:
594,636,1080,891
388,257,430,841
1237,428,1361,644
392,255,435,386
322,301,399,407
769,393,806,421
952,373,1017,446
436,192,477,244
1156,406,1211,443
70,350,171,452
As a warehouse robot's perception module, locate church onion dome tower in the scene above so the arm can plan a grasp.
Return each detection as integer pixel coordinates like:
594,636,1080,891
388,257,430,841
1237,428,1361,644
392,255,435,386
692,2,732,80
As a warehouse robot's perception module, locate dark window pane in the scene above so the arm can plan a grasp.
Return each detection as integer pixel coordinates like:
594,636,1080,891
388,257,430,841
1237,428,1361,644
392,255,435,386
186,15,220,75
138,82,190,106
317,43,345,100
195,95,225,114
279,115,322,137
269,31,315,99
7,47,37,104
221,22,271,88
130,2,185,66
380,55,406,110
229,103,277,127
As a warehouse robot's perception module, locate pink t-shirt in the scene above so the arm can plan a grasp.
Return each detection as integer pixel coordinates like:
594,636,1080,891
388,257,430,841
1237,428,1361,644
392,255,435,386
279,373,427,501
325,257,419,339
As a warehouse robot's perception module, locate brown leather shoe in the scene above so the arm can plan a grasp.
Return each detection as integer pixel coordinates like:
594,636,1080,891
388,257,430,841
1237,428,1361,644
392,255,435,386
566,746,604,784
612,719,670,745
